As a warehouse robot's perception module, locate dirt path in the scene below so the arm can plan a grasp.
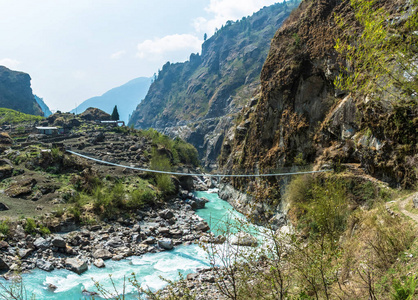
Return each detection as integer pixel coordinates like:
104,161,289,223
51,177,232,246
397,192,418,224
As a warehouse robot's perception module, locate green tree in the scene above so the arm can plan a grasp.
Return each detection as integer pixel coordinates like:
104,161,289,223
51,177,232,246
204,33,207,41
111,105,119,121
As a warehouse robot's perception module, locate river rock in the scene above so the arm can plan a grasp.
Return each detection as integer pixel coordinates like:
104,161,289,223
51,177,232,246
65,258,88,275
48,284,57,291
112,254,124,261
158,238,174,250
0,240,9,249
194,198,207,209
52,236,67,248
89,225,102,231
93,248,113,260
93,259,105,268
36,259,54,271
0,257,9,271
106,237,123,248
34,237,50,249
159,209,174,220
143,236,156,244
18,248,32,259
231,232,258,247
132,224,141,233
196,221,210,232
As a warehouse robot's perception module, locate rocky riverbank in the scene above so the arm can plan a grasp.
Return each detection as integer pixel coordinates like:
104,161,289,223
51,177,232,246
0,191,211,278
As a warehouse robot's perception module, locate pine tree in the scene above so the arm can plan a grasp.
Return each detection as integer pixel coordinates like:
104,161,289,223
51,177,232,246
111,105,119,121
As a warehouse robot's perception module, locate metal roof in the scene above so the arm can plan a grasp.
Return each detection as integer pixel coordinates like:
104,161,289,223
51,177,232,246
36,127,58,130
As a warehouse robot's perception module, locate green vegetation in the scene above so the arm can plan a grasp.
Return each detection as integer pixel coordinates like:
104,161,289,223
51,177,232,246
335,0,418,101
0,107,44,125
24,218,37,235
150,150,175,196
0,220,10,237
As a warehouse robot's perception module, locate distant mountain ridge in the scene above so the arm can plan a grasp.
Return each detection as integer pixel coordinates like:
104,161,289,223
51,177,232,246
0,66,43,116
72,77,151,123
34,95,52,117
129,0,300,168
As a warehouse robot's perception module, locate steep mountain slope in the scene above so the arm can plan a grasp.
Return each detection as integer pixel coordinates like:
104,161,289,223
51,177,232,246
34,95,52,117
0,66,43,116
72,77,151,123
129,0,301,168
219,0,417,206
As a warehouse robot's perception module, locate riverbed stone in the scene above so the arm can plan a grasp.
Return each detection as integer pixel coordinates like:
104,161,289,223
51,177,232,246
93,259,105,268
159,209,174,219
52,236,67,248
106,237,123,247
231,232,258,247
93,248,113,260
36,259,54,271
34,237,50,249
65,258,88,275
158,238,174,250
18,248,32,259
0,240,9,249
196,221,210,232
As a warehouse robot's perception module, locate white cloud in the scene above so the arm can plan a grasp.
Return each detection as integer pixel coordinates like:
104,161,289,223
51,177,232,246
136,34,202,63
194,0,279,35
110,50,126,59
0,58,21,70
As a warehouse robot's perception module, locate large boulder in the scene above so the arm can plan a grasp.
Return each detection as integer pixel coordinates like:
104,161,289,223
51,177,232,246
231,232,258,247
52,236,67,248
93,259,105,268
34,237,50,249
36,259,54,271
158,239,174,250
159,209,174,220
196,221,210,232
93,248,113,260
105,237,123,248
65,258,88,275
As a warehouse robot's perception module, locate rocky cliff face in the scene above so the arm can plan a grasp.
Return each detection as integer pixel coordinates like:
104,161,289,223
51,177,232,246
129,0,300,168
219,0,417,218
0,66,43,116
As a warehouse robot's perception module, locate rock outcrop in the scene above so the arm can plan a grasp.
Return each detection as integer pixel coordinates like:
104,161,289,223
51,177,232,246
0,66,43,116
219,0,417,217
129,0,301,168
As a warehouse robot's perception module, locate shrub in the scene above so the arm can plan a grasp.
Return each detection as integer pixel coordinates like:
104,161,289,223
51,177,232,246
286,175,349,242
39,225,50,236
24,218,37,235
0,220,9,236
127,189,156,209
150,150,175,196
392,276,417,300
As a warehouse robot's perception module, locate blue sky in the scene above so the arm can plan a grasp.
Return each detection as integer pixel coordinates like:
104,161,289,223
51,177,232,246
0,0,279,111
